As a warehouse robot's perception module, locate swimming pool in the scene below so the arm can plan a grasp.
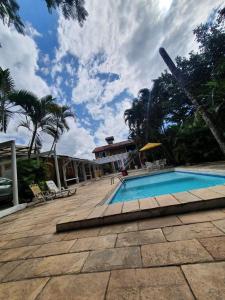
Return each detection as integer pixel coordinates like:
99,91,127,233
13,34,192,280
109,171,225,204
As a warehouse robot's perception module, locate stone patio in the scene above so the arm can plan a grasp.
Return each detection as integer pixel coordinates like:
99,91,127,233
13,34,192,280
0,166,225,299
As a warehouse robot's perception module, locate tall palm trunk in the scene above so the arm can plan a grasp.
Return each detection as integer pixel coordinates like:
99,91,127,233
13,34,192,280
28,125,37,158
0,100,5,132
48,123,59,156
159,47,225,156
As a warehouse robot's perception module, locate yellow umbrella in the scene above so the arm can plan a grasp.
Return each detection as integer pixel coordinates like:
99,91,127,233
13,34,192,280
139,142,161,152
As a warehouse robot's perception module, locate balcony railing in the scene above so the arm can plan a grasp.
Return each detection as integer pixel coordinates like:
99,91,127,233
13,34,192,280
94,152,129,164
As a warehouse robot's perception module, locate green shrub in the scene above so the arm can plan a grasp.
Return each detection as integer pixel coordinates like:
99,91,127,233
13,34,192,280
17,159,48,202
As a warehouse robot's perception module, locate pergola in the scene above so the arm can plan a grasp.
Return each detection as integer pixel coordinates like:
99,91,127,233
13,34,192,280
40,150,101,188
0,140,102,218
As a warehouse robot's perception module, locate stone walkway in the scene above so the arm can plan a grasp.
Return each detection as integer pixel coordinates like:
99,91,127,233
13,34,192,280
0,176,225,299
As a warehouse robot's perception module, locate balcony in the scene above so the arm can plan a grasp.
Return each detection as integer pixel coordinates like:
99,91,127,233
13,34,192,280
94,152,129,164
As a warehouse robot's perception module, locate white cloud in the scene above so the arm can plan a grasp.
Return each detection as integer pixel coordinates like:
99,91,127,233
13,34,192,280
55,0,223,124
1,1,223,159
41,119,96,159
0,114,32,146
94,98,132,145
72,66,103,104
0,22,50,96
25,22,42,38
56,0,223,101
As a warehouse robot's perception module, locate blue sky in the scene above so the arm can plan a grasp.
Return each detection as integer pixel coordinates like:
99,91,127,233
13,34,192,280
0,0,223,158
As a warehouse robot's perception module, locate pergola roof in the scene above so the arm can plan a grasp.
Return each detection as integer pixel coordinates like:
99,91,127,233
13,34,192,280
0,140,31,158
40,151,98,165
0,141,97,165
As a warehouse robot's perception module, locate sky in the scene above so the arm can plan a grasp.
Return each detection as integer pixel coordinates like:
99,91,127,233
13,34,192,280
0,0,223,159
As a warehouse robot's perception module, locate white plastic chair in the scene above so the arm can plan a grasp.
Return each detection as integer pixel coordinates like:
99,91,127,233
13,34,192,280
46,180,77,198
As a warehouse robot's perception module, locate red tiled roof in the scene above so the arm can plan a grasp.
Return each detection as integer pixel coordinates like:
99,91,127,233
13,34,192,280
92,140,135,153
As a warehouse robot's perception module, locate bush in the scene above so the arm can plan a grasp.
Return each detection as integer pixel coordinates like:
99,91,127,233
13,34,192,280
17,159,48,202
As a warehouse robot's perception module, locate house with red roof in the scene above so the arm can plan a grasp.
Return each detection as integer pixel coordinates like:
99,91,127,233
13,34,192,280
92,136,136,173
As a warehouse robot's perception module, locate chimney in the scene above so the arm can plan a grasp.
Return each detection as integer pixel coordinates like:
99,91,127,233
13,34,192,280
105,136,114,144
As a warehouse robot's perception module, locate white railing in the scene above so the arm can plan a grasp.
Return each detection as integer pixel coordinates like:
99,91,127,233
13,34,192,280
94,152,129,164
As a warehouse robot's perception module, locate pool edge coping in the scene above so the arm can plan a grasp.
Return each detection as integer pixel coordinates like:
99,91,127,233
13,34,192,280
56,167,225,232
106,167,225,205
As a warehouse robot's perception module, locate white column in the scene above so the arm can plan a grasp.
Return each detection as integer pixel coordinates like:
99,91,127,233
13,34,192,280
11,141,19,206
121,159,125,169
111,161,116,173
54,150,61,190
82,163,87,181
73,161,79,184
92,165,96,178
88,164,93,179
62,162,67,188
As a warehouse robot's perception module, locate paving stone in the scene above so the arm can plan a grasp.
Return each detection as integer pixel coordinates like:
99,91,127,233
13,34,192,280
0,261,22,282
173,191,201,203
139,286,194,299
139,197,159,210
138,215,181,230
70,234,116,252
178,210,225,224
29,241,75,258
104,203,123,216
82,246,142,272
163,222,223,241
99,222,138,235
199,236,225,260
155,194,179,206
122,201,139,213
142,239,213,267
213,219,225,233
190,188,223,200
182,262,225,300
107,267,194,300
2,236,37,249
38,272,110,300
6,252,89,281
29,233,65,245
116,229,165,247
0,245,39,262
62,228,100,240
210,184,225,195
86,205,108,219
0,278,49,300
0,241,9,249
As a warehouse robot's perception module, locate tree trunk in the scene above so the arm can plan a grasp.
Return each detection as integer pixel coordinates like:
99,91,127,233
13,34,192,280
0,99,5,132
48,122,59,157
28,126,37,159
159,47,225,156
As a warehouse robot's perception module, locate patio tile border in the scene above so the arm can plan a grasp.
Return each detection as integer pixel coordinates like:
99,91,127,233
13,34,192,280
56,168,225,232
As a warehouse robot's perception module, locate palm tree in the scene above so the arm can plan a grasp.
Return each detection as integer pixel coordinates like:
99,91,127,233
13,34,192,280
9,90,57,158
159,47,225,156
45,0,88,26
48,104,74,153
0,0,24,33
0,0,88,34
0,67,15,132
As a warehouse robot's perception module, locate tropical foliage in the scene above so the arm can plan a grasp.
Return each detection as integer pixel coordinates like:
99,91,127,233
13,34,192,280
17,159,48,201
0,67,15,132
0,0,88,34
124,8,225,164
0,69,74,157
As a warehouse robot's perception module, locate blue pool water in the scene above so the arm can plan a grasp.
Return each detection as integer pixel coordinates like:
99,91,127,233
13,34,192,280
110,171,225,204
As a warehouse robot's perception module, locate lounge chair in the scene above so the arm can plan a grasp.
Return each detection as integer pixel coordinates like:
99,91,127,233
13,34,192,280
145,162,153,171
29,184,55,202
46,180,77,198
